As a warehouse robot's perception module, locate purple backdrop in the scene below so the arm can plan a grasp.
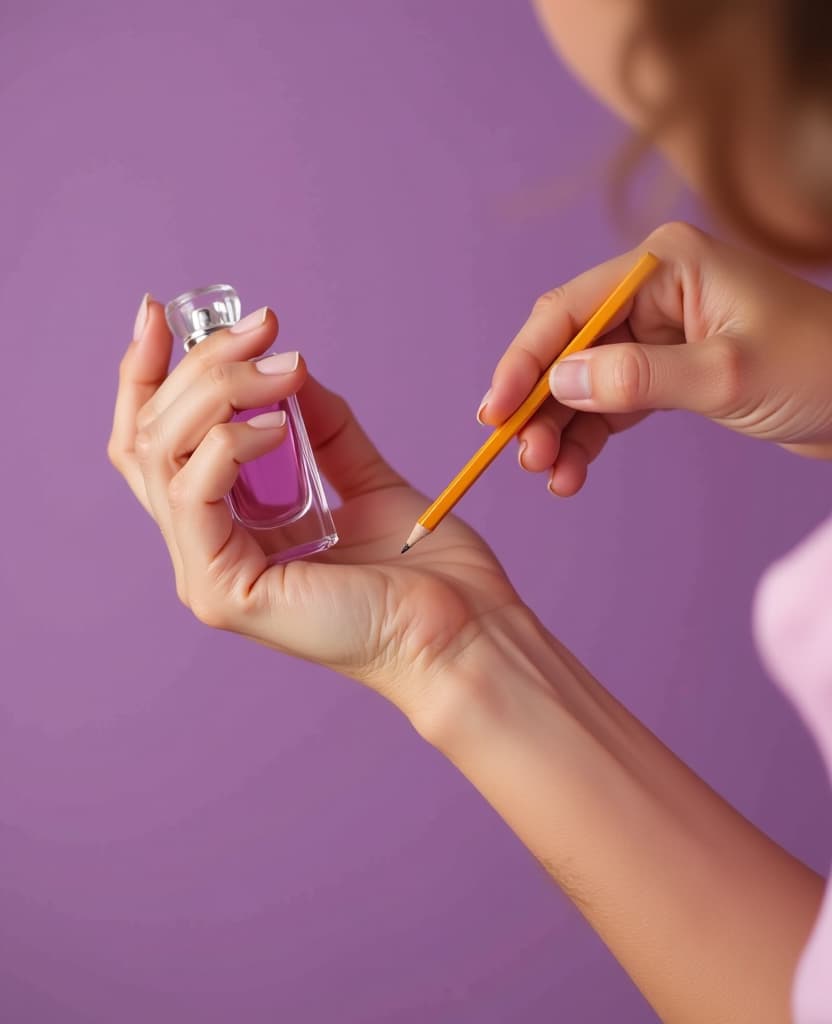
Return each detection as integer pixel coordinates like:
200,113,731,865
2,2,830,1021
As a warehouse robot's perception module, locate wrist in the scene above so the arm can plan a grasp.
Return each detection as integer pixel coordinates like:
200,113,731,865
408,603,572,758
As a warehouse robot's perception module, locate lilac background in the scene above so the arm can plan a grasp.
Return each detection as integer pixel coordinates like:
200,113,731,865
1,2,830,1021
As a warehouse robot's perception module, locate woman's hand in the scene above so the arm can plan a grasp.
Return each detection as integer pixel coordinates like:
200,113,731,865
108,291,824,1024
480,221,832,496
107,297,525,729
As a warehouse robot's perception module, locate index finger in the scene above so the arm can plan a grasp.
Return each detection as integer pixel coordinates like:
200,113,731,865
137,307,279,431
480,247,643,427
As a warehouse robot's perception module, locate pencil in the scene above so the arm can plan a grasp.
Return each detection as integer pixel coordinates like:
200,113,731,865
400,251,660,553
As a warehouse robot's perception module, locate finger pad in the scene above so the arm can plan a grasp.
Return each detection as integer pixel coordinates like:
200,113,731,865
550,443,588,496
520,421,560,472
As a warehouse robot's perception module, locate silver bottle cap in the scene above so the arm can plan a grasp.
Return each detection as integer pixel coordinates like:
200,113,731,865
165,284,241,351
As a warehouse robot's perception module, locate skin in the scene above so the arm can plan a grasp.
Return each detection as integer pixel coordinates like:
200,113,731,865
109,4,832,1021
486,221,832,498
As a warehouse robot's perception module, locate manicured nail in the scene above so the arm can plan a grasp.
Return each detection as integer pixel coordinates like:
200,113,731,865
550,359,591,401
247,410,287,429
229,307,269,334
518,441,528,469
133,292,151,340
255,351,299,375
476,388,492,424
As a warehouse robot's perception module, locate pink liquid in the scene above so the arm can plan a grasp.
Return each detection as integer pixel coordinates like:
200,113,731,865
230,400,309,528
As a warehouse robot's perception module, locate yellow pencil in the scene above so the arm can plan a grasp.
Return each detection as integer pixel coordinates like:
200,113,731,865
401,251,660,553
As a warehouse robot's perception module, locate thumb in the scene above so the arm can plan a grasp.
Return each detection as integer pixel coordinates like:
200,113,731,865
549,338,742,417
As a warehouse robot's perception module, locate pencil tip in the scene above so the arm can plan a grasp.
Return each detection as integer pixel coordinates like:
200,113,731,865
400,544,410,554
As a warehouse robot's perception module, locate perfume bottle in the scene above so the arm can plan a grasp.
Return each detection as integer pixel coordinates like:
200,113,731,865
165,284,338,563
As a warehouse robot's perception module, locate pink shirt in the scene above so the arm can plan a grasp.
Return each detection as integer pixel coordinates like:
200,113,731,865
755,514,832,1024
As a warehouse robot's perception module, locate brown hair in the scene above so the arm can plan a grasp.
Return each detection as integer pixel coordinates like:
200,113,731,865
612,0,832,263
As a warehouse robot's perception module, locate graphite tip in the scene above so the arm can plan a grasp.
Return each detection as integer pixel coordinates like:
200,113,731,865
400,543,410,554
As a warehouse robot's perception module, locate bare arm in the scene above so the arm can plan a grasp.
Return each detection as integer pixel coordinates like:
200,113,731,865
418,608,823,1024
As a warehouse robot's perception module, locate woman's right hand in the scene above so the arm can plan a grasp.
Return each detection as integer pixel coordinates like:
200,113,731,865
480,222,832,496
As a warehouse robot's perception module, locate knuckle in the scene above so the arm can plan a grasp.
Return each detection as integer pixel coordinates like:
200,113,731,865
207,361,231,389
133,425,157,467
167,470,191,511
106,440,122,470
193,341,216,372
204,422,236,454
647,220,708,255
711,336,746,411
532,284,566,317
189,593,229,630
613,345,652,405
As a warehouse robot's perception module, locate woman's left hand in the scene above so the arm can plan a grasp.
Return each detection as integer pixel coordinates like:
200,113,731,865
107,296,529,734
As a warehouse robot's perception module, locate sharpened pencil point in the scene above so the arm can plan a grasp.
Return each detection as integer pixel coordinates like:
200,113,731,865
403,523,431,551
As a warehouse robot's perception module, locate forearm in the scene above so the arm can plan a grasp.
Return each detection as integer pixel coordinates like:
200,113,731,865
421,608,823,1024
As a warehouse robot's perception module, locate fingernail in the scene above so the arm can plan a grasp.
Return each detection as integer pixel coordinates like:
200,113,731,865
133,292,151,340
476,388,492,424
547,476,560,497
247,410,287,429
255,351,299,375
229,307,269,334
550,359,591,401
553,360,590,399
517,441,528,469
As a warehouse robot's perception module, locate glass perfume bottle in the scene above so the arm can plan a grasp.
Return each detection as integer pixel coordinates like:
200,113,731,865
165,284,338,563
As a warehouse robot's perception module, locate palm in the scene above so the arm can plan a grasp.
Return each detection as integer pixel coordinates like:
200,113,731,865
262,483,520,690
